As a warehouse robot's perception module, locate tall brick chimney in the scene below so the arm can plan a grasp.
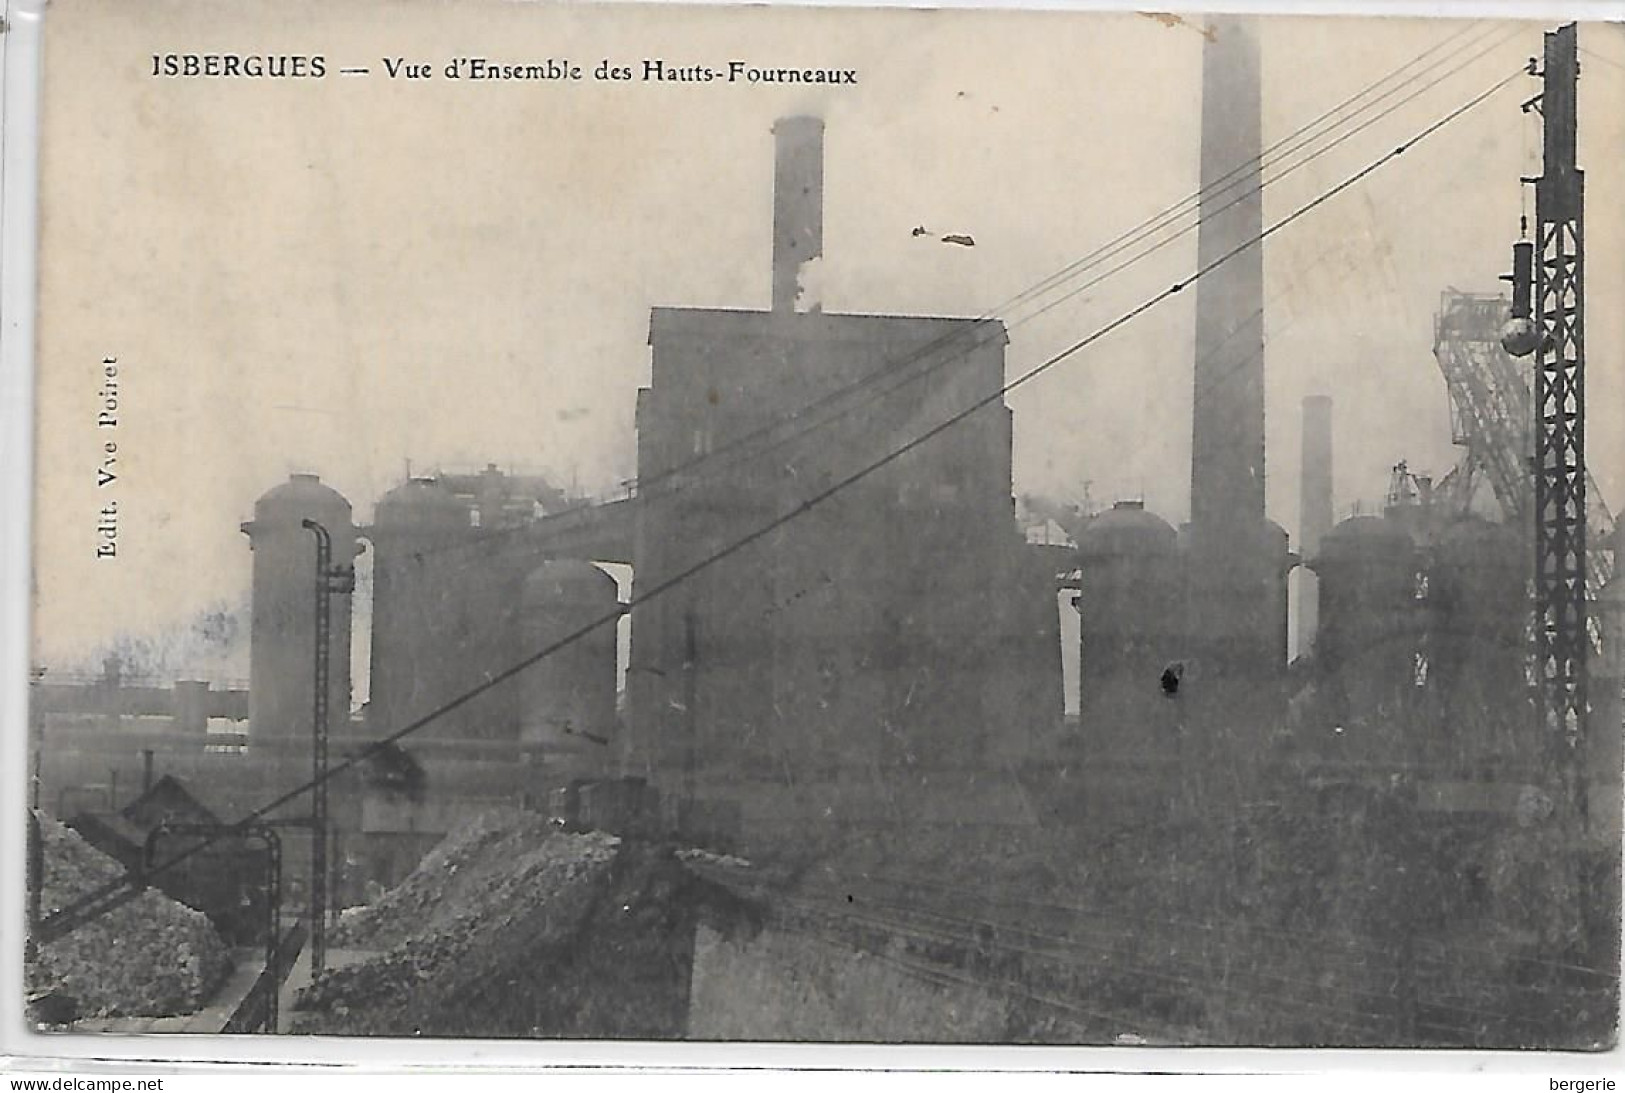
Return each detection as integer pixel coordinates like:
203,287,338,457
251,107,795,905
771,116,825,313
1191,16,1265,534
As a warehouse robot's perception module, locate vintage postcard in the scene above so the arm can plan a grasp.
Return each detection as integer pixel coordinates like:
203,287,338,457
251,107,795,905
13,0,1625,1055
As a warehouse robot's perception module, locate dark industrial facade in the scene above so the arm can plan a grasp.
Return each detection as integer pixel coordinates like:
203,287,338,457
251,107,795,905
627,115,1062,838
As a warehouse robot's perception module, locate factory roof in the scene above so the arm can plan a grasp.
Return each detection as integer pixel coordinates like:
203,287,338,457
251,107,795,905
67,774,226,868
648,307,1009,346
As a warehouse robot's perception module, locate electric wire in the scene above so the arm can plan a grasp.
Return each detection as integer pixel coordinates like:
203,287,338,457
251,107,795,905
660,51,1527,544
1577,46,1625,74
667,25,1529,497
390,20,1512,565
618,20,1507,494
622,18,1502,496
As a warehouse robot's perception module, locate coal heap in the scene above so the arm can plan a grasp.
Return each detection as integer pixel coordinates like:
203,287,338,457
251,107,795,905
295,812,761,1038
27,812,232,1021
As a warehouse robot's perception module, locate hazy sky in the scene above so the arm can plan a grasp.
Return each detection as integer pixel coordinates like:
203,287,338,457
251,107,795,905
31,0,1625,667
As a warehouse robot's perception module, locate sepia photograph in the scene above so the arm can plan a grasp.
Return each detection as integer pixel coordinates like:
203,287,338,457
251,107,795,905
12,0,1625,1057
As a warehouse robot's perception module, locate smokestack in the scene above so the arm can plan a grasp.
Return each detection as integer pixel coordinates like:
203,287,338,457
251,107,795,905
1190,17,1265,533
771,116,825,314
1297,395,1334,658
174,679,210,735
1180,16,1285,752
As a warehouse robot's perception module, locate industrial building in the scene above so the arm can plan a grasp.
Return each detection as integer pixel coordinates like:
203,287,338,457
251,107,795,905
626,115,1063,840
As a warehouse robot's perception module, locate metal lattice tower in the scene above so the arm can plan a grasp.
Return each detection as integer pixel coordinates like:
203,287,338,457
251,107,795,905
1531,24,1587,788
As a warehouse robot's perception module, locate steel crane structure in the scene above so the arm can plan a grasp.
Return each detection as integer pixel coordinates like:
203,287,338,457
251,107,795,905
1431,289,1616,652
1433,290,1536,523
